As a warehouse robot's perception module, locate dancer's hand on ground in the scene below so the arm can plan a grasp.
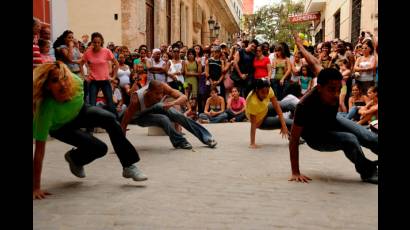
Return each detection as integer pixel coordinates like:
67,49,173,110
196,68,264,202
288,174,312,183
33,189,52,200
280,127,289,139
249,143,260,149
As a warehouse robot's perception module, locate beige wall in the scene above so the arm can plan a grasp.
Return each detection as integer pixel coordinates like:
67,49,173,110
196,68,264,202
67,0,122,46
308,0,378,43
64,0,240,49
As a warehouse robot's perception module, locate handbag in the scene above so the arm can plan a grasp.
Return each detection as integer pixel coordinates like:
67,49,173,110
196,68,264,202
224,73,234,90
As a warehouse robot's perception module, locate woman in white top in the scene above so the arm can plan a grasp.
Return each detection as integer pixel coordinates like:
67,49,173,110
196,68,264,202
117,54,131,95
354,39,376,93
167,46,185,93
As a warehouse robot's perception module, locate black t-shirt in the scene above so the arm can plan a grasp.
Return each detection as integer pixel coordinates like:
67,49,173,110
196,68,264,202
293,87,339,133
208,58,222,81
237,48,255,74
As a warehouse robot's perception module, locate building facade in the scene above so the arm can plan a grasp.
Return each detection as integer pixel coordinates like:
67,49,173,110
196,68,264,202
305,0,378,45
36,0,241,50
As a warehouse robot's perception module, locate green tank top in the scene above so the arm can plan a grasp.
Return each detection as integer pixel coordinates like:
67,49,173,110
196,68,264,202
186,61,198,73
275,62,286,80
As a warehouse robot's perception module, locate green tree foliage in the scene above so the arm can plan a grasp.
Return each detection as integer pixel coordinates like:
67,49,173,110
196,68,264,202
242,0,311,47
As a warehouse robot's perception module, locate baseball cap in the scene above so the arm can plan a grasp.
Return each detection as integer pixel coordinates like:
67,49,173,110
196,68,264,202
220,43,227,48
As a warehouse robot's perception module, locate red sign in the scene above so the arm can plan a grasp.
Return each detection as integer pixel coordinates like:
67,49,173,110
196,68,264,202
289,12,321,23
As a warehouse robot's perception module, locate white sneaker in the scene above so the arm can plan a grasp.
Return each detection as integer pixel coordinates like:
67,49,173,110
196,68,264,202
123,165,148,181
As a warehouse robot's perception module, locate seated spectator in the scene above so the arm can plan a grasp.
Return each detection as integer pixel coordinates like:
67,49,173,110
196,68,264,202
341,83,371,121
225,87,246,122
357,86,378,125
198,86,228,123
184,97,198,121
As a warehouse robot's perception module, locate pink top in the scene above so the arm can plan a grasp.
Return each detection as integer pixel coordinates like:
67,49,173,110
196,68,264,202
82,47,114,81
253,56,270,79
229,96,246,112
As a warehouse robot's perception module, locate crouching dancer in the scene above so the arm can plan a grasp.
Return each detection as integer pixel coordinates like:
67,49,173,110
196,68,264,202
288,34,378,184
121,80,217,150
33,62,146,200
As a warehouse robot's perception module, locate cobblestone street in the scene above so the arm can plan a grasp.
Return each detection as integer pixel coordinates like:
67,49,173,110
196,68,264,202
33,122,377,230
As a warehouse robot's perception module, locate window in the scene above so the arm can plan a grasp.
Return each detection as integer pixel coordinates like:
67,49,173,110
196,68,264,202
351,0,362,45
146,0,154,50
167,0,171,44
334,10,340,39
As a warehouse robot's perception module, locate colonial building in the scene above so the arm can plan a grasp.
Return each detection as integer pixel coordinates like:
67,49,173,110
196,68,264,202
305,0,378,45
34,0,242,50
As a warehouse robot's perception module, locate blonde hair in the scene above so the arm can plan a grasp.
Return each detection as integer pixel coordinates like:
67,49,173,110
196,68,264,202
33,61,80,113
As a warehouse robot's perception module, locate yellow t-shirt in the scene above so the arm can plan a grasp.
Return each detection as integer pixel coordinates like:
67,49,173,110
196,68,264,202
245,87,275,124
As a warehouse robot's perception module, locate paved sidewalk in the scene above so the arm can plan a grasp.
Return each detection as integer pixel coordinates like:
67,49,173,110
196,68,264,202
33,122,377,230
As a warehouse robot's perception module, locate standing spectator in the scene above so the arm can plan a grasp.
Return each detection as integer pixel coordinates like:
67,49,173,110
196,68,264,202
338,59,352,113
184,48,202,99
354,39,376,93
198,46,211,114
319,42,333,69
53,30,82,75
147,48,168,83
225,87,246,122
133,46,148,76
198,86,228,123
81,34,89,49
232,39,258,97
299,65,313,96
80,32,119,116
167,46,185,93
206,45,225,98
38,39,54,63
117,54,132,98
253,45,272,80
33,17,42,69
271,44,292,100
40,25,56,62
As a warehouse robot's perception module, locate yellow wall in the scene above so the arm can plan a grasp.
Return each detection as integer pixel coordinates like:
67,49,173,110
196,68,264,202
67,0,122,46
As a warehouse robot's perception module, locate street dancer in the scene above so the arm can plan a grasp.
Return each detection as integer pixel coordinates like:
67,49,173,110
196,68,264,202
33,62,147,200
121,80,218,150
288,33,378,184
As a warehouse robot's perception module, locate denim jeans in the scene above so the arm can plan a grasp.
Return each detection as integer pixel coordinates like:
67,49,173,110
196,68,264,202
89,80,117,116
301,114,378,178
225,109,246,122
49,104,140,167
258,94,299,130
338,106,360,121
132,103,215,147
198,112,228,123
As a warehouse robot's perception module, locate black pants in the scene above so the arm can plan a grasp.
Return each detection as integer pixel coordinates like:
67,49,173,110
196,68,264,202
50,104,140,167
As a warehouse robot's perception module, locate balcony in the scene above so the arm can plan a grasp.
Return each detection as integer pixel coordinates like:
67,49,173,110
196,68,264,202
305,0,326,13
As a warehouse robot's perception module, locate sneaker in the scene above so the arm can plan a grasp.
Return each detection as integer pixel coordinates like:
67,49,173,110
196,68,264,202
123,165,148,181
175,142,193,150
64,149,86,178
361,169,378,184
206,139,217,148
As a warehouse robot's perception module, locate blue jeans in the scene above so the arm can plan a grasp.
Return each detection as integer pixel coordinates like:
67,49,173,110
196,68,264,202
198,112,228,123
49,104,140,167
132,103,215,147
258,94,299,130
89,80,117,116
302,114,378,178
339,106,360,121
225,109,246,122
